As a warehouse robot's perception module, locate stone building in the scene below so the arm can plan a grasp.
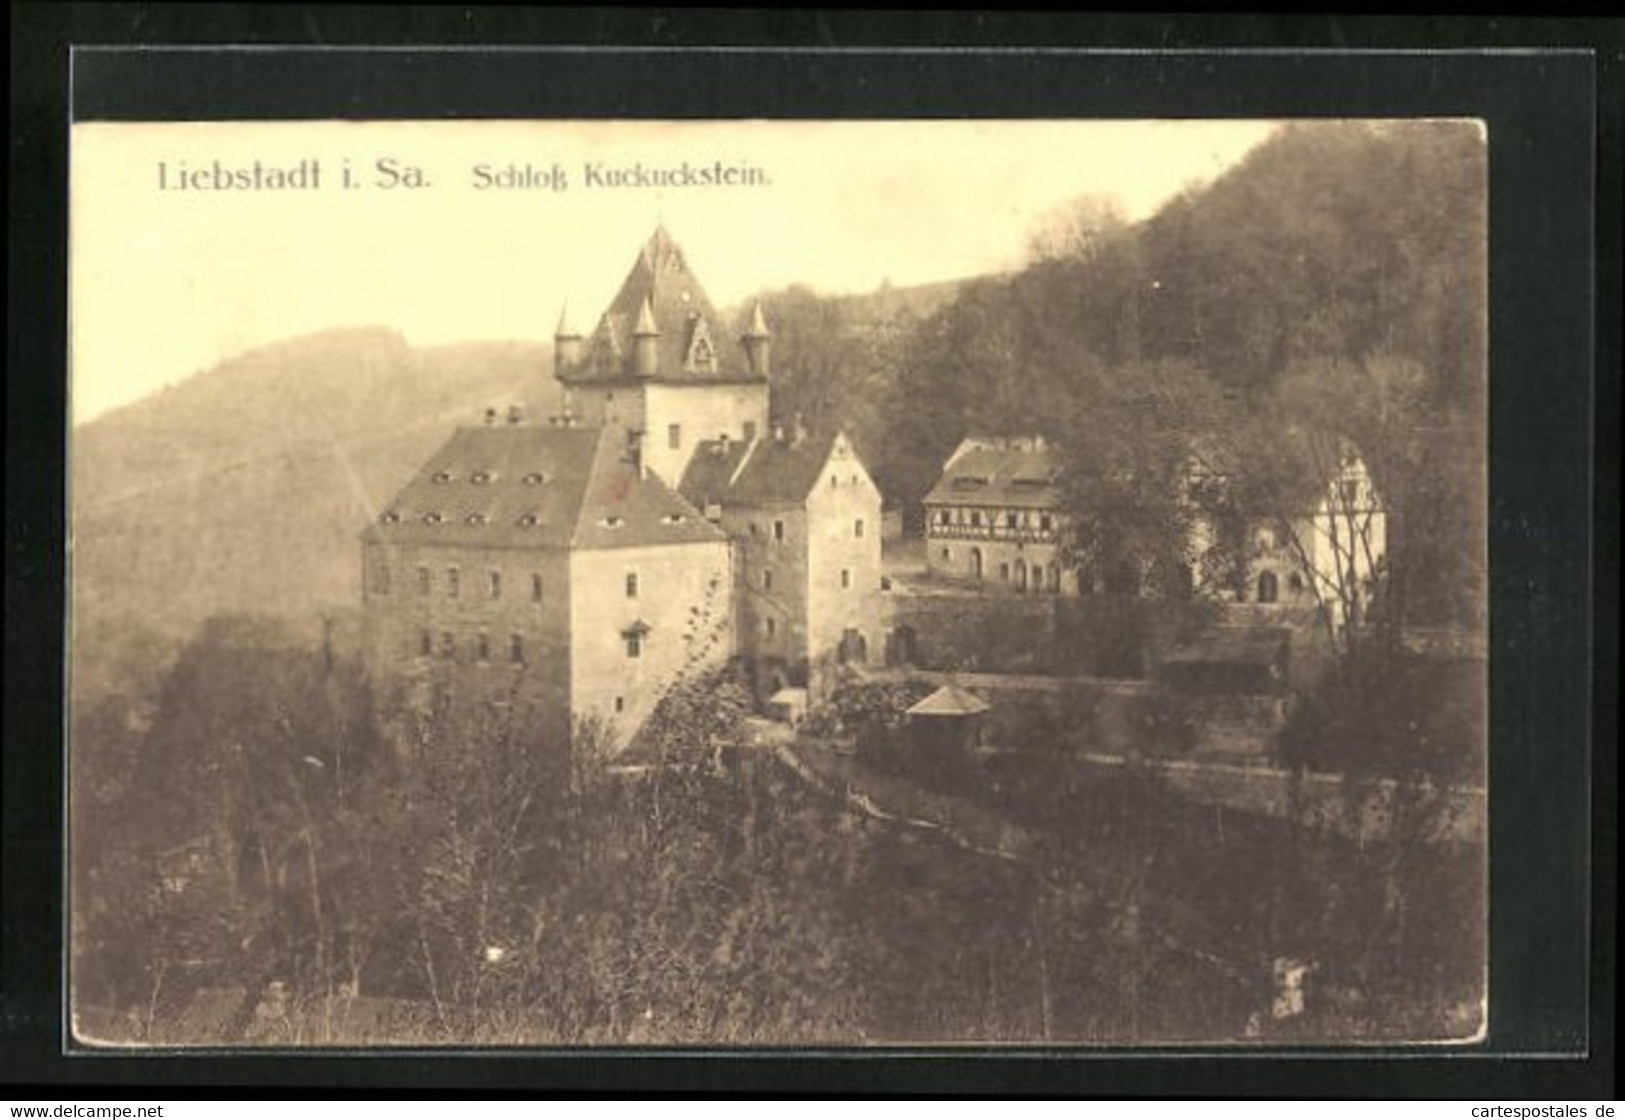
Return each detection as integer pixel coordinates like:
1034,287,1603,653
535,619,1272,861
680,424,884,701
553,226,771,488
360,422,733,753
922,436,1077,594
363,226,885,750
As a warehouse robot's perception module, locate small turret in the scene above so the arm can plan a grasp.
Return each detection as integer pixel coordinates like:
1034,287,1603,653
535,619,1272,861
632,295,660,378
554,301,582,370
741,300,772,378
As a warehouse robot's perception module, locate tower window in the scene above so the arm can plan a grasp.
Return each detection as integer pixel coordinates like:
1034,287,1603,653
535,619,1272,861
440,632,455,660
419,630,432,657
762,569,773,591
476,633,490,662
446,568,460,599
531,573,543,602
625,571,639,599
841,569,852,589
773,520,785,542
970,511,982,528
938,510,950,526
614,696,625,713
854,519,865,539
1040,514,1053,532
1006,512,1019,529
668,424,682,450
510,634,525,664
765,617,777,639
417,567,431,596
488,571,501,600
941,547,951,562
625,632,643,659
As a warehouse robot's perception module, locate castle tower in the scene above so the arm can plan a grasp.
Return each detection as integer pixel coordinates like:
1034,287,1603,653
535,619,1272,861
553,226,771,486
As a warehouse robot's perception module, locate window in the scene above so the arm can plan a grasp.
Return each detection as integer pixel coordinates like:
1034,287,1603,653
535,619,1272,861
518,513,539,527
1257,570,1280,604
970,511,982,528
488,571,501,600
417,567,431,596
625,571,639,599
373,563,390,596
1289,572,1305,593
668,423,682,450
531,573,543,602
1006,512,1019,529
476,632,490,662
1040,514,1053,532
854,519,865,539
510,634,525,664
1340,479,1360,506
440,632,455,659
830,474,838,489
940,547,951,562
762,569,774,591
938,510,950,525
999,562,1010,582
419,630,432,657
765,617,777,638
432,470,453,484
841,568,852,589
773,519,785,542
446,567,460,598
523,472,545,486
470,469,493,485
625,632,643,659
614,696,625,713
743,421,757,442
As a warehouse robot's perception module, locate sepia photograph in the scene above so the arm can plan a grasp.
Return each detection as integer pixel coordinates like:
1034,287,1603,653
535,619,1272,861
68,117,1489,1049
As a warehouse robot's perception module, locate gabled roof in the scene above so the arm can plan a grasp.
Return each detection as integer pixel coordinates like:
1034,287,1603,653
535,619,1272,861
725,430,842,507
923,438,1062,511
907,684,991,717
363,424,723,552
559,226,765,386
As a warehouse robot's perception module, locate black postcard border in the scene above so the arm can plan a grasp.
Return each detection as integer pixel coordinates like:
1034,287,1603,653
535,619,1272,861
6,6,1615,1098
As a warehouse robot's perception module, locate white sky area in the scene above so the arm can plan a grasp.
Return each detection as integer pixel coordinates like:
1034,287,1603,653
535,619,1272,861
71,119,1277,424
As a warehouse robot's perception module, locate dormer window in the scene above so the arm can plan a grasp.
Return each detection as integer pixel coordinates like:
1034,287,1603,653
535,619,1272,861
470,470,493,485
522,472,545,486
380,510,400,524
422,512,443,525
664,513,685,525
601,515,624,529
432,470,454,484
466,513,487,526
517,513,539,528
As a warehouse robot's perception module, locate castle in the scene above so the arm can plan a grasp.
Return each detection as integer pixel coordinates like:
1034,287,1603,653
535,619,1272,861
361,228,883,752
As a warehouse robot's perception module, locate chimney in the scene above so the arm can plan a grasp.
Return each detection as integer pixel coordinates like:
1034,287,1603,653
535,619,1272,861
741,300,772,378
626,428,647,480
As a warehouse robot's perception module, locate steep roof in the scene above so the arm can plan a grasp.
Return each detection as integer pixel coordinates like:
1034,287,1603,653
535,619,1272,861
676,436,752,510
923,438,1062,511
559,226,765,386
363,424,723,552
724,430,841,507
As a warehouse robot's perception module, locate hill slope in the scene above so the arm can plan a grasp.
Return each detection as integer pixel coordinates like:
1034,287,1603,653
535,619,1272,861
72,328,556,639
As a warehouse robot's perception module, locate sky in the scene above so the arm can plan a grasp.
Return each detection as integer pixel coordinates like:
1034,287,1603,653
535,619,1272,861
70,119,1277,425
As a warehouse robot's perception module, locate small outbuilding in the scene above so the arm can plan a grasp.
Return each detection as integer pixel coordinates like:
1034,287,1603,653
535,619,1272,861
905,683,992,756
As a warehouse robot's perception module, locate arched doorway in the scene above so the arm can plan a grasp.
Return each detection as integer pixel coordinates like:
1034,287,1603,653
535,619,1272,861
1257,569,1280,604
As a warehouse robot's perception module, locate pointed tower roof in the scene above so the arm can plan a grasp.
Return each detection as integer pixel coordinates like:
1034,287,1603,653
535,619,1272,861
555,301,580,338
743,300,771,339
558,227,765,386
633,294,660,336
